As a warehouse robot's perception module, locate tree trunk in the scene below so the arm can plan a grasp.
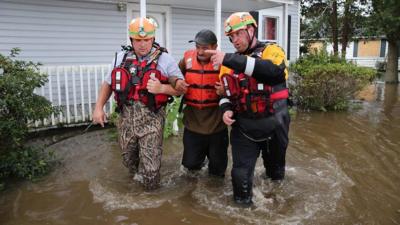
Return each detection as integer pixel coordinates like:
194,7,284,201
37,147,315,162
385,40,399,83
331,0,339,56
341,0,351,58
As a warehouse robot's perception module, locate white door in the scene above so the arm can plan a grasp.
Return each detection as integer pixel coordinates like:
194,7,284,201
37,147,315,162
131,11,166,47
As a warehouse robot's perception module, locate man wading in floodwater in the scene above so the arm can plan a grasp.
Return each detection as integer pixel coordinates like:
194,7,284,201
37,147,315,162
92,17,187,190
178,29,228,178
208,12,290,205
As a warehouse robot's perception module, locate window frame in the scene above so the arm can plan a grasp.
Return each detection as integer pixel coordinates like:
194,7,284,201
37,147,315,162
262,16,279,43
258,7,284,46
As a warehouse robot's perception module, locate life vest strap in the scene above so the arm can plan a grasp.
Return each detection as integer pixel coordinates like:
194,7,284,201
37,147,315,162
189,84,215,89
186,69,219,74
184,98,220,104
270,88,289,100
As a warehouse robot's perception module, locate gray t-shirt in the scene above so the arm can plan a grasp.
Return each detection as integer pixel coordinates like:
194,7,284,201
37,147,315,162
106,48,183,84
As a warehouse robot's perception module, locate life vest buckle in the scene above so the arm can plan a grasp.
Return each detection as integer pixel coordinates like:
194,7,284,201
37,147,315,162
257,83,264,91
131,75,140,85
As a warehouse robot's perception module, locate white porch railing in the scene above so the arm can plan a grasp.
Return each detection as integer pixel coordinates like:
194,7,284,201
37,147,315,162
33,64,114,128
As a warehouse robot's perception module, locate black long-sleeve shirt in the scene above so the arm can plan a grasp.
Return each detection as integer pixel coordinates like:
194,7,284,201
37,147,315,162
222,42,286,86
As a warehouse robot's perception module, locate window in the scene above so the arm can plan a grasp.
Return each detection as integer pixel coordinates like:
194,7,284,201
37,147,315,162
258,7,283,45
263,17,277,42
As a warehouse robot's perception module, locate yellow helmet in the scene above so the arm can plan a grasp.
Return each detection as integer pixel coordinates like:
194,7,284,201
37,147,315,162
128,17,157,40
224,12,257,36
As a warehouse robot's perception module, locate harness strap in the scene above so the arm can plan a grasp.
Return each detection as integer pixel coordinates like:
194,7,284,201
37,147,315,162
184,98,220,104
245,92,252,115
185,69,219,74
270,88,289,100
189,84,215,89
121,52,128,67
119,75,133,109
144,49,163,112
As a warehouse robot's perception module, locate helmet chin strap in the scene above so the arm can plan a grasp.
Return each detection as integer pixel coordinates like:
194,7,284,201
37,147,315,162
243,28,255,54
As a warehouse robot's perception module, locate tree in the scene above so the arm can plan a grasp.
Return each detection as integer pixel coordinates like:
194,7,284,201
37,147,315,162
370,0,400,83
331,0,339,56
301,0,335,51
301,0,370,58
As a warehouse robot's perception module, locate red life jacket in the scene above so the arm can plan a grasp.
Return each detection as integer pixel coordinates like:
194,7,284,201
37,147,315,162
183,49,220,109
111,49,171,112
220,46,289,117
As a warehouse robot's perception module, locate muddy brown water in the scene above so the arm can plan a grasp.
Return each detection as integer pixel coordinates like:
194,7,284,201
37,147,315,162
1,84,399,225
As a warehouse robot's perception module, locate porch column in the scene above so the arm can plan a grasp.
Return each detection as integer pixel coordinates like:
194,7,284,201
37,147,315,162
214,0,222,50
282,3,288,54
140,0,146,18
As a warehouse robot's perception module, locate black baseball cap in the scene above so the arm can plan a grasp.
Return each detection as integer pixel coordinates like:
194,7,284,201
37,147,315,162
188,29,217,45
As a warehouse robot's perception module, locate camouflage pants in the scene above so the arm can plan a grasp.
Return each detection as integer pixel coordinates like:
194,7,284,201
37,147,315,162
117,102,165,190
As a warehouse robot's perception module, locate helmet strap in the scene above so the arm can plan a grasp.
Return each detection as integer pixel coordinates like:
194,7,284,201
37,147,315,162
244,27,256,54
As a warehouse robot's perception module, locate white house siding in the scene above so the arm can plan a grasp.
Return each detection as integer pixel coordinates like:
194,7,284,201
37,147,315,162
288,2,299,62
0,0,126,124
0,0,126,65
170,7,235,61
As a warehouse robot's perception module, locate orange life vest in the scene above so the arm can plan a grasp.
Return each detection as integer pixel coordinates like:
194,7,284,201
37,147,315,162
183,49,220,109
220,45,288,117
111,49,171,112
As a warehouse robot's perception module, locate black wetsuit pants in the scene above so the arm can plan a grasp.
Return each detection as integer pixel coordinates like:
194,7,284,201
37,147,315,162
182,128,229,177
230,102,290,203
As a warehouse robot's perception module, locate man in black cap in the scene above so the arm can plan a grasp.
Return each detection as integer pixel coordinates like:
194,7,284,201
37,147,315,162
176,29,228,177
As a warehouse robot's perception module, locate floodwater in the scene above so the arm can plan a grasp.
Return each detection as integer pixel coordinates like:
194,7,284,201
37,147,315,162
0,83,399,225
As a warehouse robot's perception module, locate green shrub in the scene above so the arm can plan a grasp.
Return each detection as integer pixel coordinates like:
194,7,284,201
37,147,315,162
290,52,376,111
163,96,183,139
0,48,58,186
108,102,119,126
0,147,54,182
